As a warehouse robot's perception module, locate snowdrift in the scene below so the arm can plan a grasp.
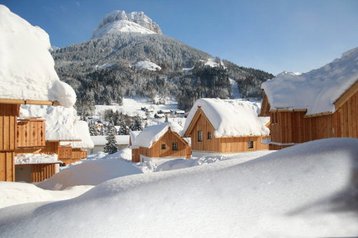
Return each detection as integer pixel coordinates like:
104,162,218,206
37,155,142,190
0,138,357,237
0,182,91,209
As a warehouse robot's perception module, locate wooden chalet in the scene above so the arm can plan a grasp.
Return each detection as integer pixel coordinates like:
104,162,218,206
0,6,90,182
183,98,269,153
131,123,191,163
0,99,61,182
260,67,358,150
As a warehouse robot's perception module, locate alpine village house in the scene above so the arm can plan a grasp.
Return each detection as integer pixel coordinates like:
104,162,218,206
131,122,191,162
260,50,358,150
0,7,91,182
183,98,269,153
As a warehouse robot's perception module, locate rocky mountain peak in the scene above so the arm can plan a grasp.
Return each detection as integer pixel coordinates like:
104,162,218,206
92,10,162,38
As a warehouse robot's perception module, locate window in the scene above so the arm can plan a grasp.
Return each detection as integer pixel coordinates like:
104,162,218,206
161,144,166,150
172,142,178,151
197,130,203,142
207,132,212,140
248,140,254,149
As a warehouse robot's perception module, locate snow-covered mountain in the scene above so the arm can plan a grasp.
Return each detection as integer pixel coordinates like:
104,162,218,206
52,10,273,115
92,10,162,38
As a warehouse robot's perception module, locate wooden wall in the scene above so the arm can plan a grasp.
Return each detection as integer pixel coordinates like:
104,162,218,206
15,141,59,155
185,109,268,153
336,86,358,138
15,163,57,183
219,136,268,153
132,130,191,162
17,119,46,148
268,84,358,148
58,145,72,165
0,152,15,181
0,103,19,181
0,104,19,151
67,148,87,165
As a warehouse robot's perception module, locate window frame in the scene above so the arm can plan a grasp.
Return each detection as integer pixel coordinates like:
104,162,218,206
207,131,212,140
197,130,203,142
172,142,178,151
247,140,254,149
161,144,166,150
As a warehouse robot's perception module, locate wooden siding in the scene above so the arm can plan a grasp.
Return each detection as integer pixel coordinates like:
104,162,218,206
219,136,268,153
0,103,19,152
58,145,72,165
132,129,191,162
69,148,87,165
186,108,268,153
17,119,46,148
15,163,57,183
15,141,59,155
0,152,14,181
259,94,270,116
268,85,358,148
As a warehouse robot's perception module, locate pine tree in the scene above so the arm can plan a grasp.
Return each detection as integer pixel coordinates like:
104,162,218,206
89,123,98,136
130,116,143,131
104,124,118,154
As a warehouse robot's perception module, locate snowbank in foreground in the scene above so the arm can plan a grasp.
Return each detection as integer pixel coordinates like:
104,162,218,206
0,138,357,237
37,154,142,190
0,182,92,209
0,5,76,107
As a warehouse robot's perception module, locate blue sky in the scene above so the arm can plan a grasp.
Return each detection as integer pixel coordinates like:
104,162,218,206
1,0,358,74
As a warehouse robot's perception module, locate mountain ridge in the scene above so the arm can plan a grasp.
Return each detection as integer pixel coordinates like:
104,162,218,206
52,10,274,116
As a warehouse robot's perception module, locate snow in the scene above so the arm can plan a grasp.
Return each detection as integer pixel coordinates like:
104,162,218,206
229,78,240,98
92,19,156,38
70,121,94,149
204,58,226,68
183,98,270,137
20,105,76,140
134,60,161,71
92,10,161,39
0,138,357,237
0,182,92,209
0,5,76,107
262,48,358,115
15,153,58,165
37,154,142,190
20,105,92,147
132,121,183,148
95,97,178,118
91,135,129,146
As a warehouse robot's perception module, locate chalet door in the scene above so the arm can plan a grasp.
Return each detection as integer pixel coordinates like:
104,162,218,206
15,165,32,183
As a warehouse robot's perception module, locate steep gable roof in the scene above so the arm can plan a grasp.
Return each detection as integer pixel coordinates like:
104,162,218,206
183,98,270,138
131,122,185,148
261,48,358,116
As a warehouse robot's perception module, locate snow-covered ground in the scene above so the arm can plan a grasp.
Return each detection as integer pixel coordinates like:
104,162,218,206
0,138,357,237
0,183,92,209
95,97,178,118
134,60,161,71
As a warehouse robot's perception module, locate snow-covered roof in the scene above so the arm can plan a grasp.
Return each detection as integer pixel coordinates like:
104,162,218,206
261,47,358,116
0,5,76,107
132,122,183,148
129,131,141,146
15,153,59,165
183,98,270,137
20,105,92,148
70,121,94,149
